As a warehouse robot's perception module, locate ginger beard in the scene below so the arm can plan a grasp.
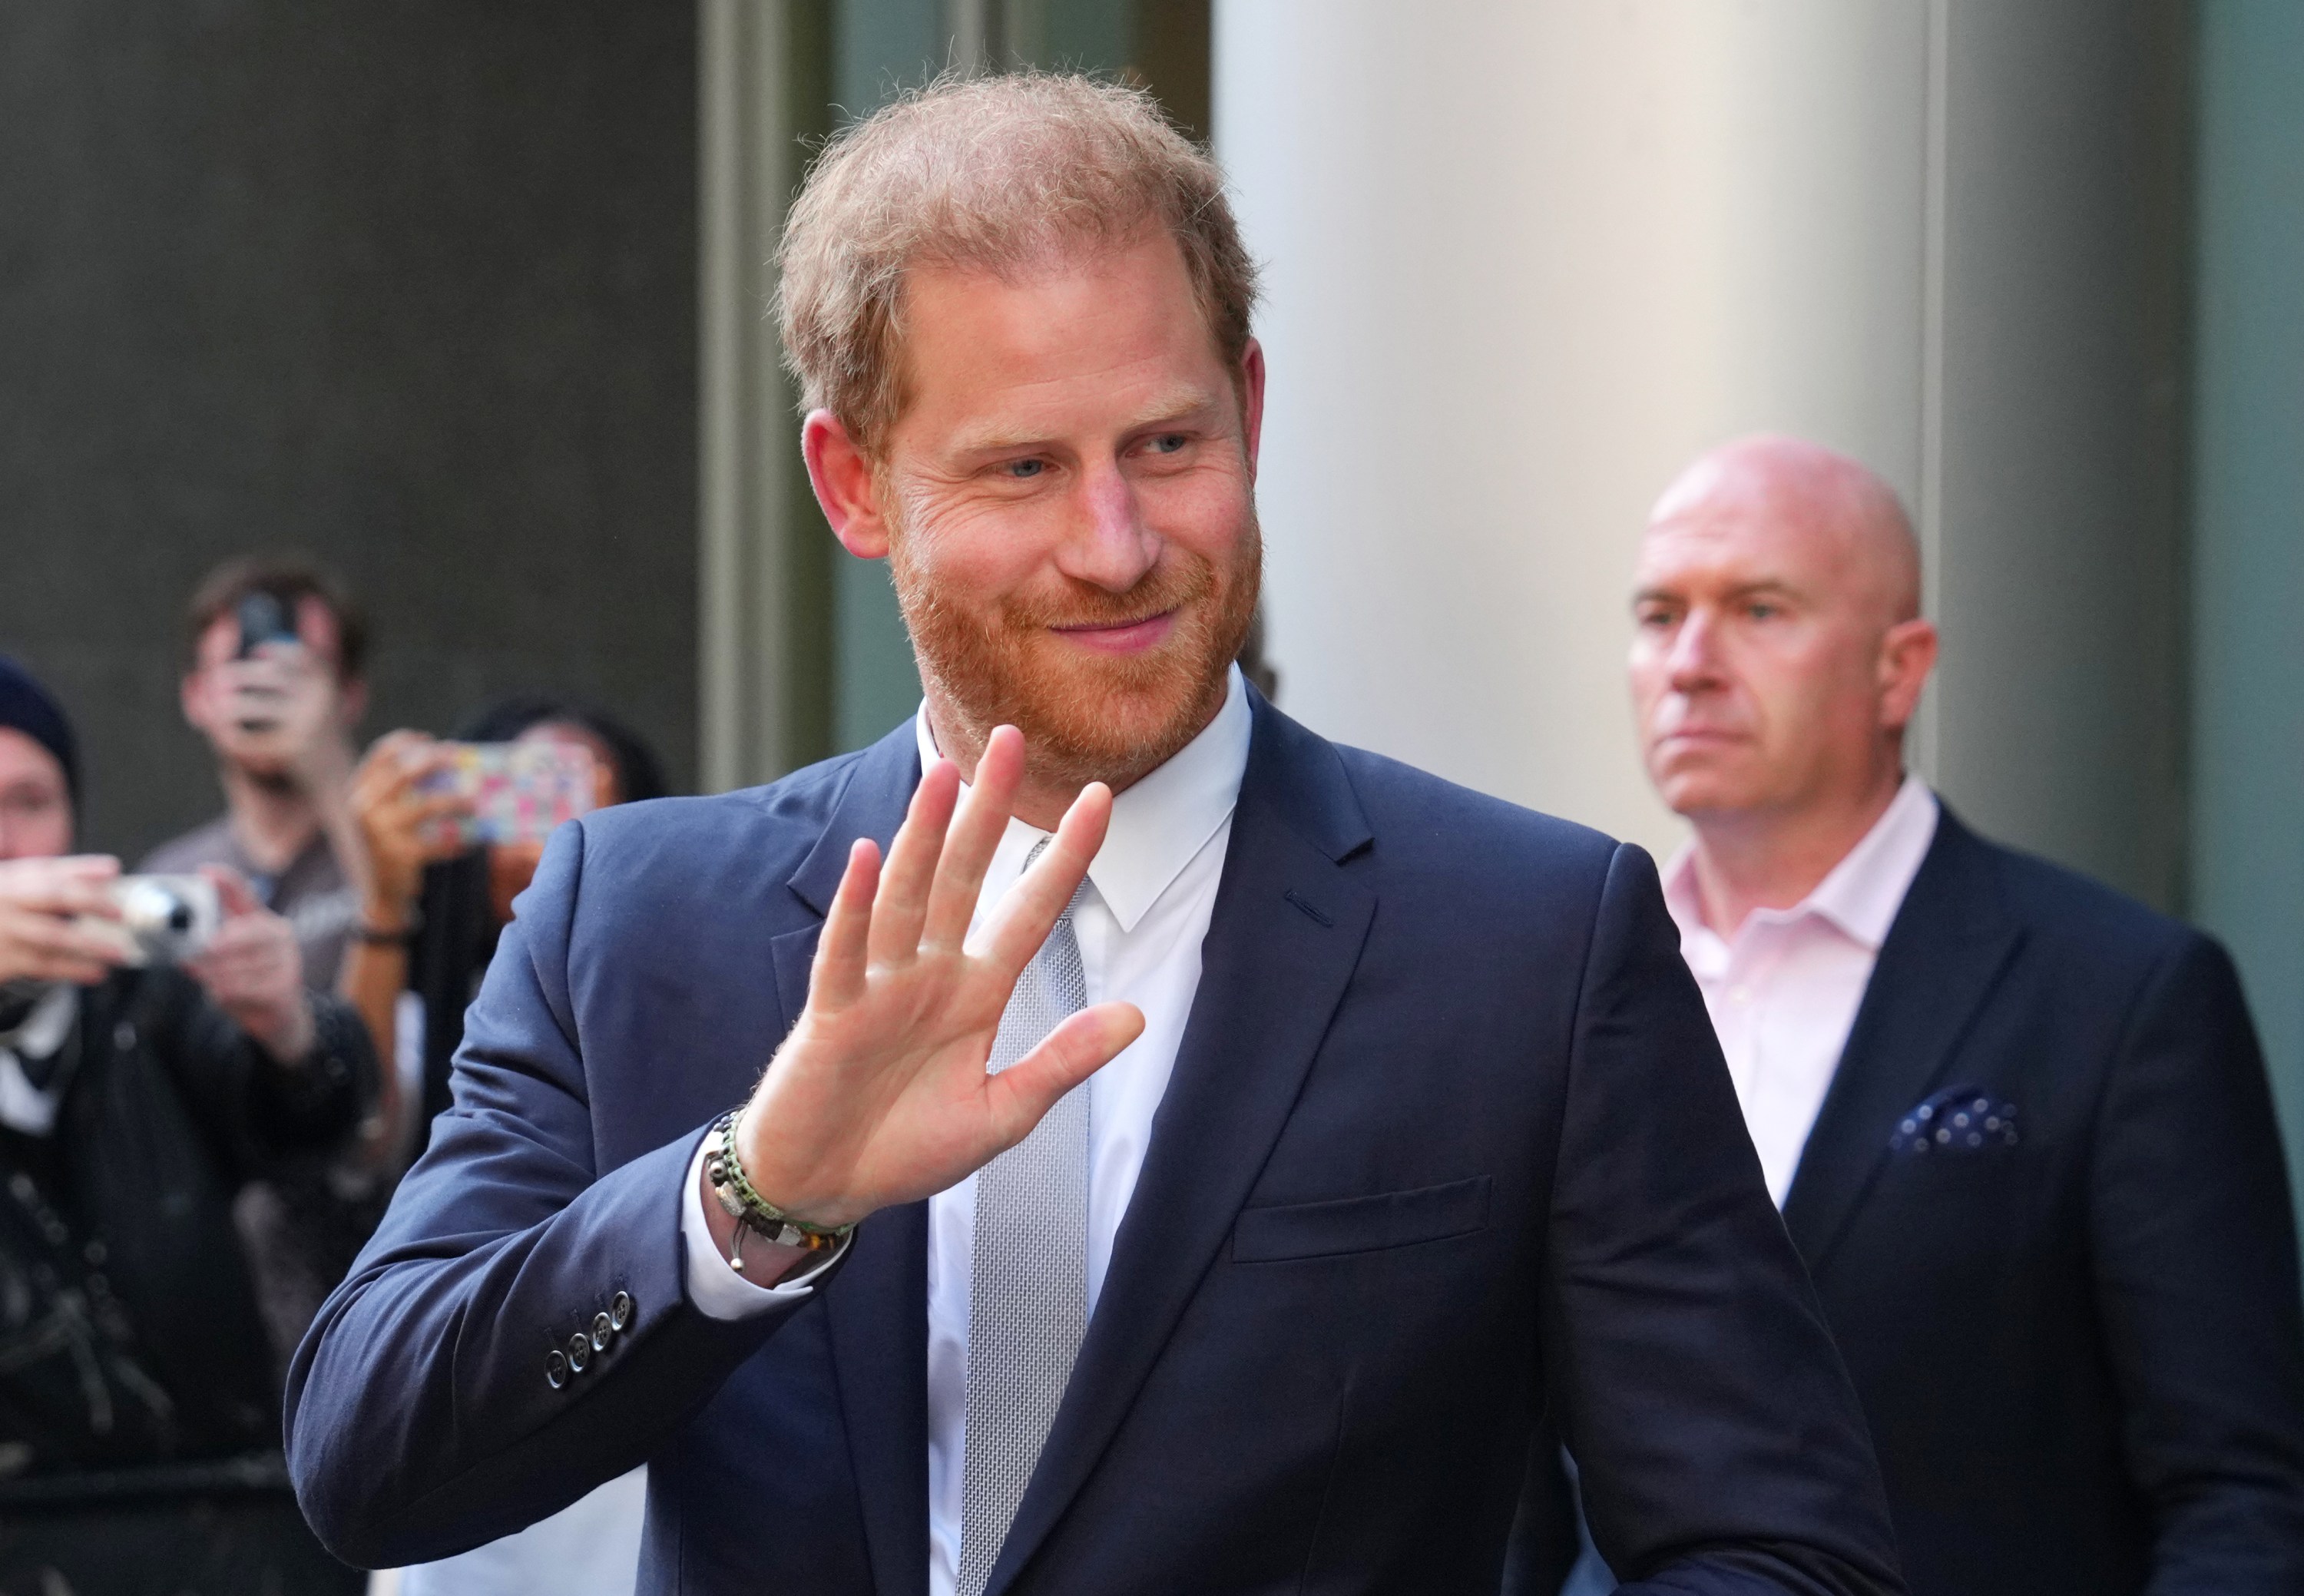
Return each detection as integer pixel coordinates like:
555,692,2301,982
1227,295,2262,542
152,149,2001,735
889,503,1263,793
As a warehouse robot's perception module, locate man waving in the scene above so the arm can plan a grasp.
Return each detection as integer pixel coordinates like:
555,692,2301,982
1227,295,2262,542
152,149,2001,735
289,75,1903,1596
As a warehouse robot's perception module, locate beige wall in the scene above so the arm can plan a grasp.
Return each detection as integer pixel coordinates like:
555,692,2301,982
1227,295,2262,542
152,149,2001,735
1216,0,2188,903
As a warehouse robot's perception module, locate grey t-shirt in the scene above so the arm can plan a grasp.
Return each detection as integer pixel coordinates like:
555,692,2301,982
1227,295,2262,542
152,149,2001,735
139,816,356,991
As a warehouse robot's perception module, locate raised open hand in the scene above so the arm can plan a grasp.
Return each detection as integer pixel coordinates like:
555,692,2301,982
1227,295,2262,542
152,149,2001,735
730,726,1145,1233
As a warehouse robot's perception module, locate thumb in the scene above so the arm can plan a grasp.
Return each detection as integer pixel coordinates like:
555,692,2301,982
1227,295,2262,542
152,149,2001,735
202,866,261,918
982,1002,1145,1151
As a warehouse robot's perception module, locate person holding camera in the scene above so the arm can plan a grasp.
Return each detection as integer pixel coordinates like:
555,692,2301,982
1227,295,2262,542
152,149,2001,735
0,655,378,1594
143,557,372,993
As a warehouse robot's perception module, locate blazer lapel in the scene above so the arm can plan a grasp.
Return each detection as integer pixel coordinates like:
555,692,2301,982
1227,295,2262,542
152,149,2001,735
773,725,929,1596
983,698,1377,1596
1780,810,2024,1275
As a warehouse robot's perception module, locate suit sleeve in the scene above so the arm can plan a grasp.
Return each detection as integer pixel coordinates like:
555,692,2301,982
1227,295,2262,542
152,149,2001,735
2089,934,2304,1594
1539,843,1905,1596
284,819,815,1569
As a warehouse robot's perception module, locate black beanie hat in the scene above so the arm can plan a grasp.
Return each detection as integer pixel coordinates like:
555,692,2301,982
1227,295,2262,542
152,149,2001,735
0,657,79,807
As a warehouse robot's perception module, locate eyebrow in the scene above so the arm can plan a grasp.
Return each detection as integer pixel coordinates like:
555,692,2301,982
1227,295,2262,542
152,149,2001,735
1632,578,1802,606
945,382,1225,458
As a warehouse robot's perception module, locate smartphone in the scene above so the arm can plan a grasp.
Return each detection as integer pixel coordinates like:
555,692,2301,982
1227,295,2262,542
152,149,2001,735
234,591,302,659
419,741,599,846
231,591,304,734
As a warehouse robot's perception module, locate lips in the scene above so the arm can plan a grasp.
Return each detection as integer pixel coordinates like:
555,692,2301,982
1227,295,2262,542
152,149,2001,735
1051,610,1178,654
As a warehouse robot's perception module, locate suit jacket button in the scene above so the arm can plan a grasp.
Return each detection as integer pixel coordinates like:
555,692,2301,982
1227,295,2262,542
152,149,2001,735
566,1333,591,1373
610,1291,634,1332
546,1349,568,1389
591,1312,614,1352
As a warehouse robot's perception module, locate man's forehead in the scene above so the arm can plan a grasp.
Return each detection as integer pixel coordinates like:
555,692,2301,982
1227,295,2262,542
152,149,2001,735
1639,503,1831,581
892,234,1225,433
0,727,65,788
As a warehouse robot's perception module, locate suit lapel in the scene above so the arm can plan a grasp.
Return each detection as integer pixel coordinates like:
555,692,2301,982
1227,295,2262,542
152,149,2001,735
773,725,929,1596
1780,810,2024,1275
984,699,1376,1596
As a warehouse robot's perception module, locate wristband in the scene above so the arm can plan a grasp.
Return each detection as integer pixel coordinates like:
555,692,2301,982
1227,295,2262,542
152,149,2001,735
703,1110,854,1272
353,905,422,947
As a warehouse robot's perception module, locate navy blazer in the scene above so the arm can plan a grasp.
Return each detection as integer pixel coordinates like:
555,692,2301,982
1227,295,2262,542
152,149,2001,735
286,695,1903,1594
1777,811,2304,1594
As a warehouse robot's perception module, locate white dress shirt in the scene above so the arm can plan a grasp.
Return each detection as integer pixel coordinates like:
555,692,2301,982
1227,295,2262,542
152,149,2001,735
680,666,1252,1596
1660,776,1939,1205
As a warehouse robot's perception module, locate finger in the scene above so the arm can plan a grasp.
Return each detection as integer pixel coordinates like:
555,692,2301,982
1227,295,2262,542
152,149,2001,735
866,760,961,968
982,1002,1145,1149
23,876,123,922
979,781,1112,977
13,951,115,986
8,917,130,973
197,919,264,960
809,838,881,1009
20,858,123,920
920,726,1024,951
203,867,261,919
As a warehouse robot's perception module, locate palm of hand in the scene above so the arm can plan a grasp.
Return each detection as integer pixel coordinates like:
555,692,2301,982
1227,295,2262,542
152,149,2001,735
735,727,1141,1229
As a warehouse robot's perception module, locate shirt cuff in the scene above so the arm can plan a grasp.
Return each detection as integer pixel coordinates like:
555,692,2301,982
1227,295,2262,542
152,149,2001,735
680,1132,843,1321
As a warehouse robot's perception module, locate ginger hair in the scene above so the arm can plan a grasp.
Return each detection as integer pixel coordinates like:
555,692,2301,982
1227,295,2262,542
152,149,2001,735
776,71,1258,455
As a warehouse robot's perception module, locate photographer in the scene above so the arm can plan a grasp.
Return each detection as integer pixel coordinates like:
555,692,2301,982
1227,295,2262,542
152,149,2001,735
0,657,376,1594
343,696,666,1161
144,558,369,991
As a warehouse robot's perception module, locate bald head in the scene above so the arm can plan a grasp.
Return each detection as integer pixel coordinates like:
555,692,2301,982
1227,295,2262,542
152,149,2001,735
1629,434,1938,845
1650,435,1921,624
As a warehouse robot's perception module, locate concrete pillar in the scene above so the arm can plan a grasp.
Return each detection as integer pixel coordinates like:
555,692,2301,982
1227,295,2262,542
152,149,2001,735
2191,2,2304,1204
1215,0,2187,904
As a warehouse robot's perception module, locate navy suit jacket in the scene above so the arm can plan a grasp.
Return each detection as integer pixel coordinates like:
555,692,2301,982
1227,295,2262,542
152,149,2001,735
1778,812,2304,1594
286,695,1903,1594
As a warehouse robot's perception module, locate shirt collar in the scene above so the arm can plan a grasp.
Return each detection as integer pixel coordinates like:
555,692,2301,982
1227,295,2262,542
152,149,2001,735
914,664,1252,933
0,982,77,1062
1662,774,1941,953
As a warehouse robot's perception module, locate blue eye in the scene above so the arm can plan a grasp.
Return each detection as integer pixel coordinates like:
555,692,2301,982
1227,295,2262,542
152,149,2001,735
1150,434,1187,454
1004,459,1045,479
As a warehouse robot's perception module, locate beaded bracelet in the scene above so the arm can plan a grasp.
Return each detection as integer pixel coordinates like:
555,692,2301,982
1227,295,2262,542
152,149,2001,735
703,1110,854,1272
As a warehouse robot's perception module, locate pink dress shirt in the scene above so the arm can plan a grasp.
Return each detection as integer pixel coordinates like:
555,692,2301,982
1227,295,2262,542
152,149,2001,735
1660,776,1940,1206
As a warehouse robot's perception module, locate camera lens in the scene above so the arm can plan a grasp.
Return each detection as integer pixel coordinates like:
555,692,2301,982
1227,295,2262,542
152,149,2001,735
167,903,193,932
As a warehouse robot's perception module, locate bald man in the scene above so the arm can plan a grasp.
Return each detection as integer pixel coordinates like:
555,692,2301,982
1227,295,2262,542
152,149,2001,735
1594,435,2304,1594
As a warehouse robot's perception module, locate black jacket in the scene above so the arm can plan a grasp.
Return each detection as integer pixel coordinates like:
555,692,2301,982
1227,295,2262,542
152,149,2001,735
1524,808,2304,1593
1778,810,2304,1594
0,967,374,1482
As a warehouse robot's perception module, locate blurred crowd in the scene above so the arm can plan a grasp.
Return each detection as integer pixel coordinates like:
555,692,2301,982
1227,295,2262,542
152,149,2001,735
0,558,667,1593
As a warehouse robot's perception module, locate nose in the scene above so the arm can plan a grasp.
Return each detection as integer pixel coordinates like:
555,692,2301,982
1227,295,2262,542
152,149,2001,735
1665,608,1727,694
1056,458,1160,594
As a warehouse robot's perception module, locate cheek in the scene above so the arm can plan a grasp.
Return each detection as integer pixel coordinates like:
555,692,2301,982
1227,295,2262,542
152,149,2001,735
35,813,73,857
1140,462,1253,559
899,496,1055,600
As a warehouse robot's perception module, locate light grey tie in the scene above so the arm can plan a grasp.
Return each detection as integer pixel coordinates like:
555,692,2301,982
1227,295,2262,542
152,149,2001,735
957,843,1091,1596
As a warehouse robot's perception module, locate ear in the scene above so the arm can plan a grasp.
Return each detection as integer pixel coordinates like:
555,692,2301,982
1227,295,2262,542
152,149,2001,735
1237,338,1267,478
803,410,892,560
1877,617,1939,731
